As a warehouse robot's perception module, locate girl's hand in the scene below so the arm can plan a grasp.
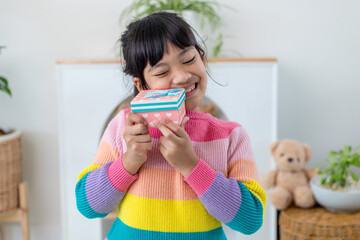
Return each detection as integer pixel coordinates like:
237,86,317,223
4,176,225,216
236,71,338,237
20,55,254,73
122,112,153,175
154,116,199,177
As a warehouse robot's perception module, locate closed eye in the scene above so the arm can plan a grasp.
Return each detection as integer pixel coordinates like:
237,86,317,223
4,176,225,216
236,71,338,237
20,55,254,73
184,56,195,64
154,71,168,76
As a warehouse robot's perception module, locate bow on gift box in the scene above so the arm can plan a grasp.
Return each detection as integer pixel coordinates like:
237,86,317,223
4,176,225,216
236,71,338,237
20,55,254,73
145,88,182,98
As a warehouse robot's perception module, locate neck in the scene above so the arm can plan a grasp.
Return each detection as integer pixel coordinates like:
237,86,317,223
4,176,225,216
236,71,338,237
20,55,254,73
187,106,201,112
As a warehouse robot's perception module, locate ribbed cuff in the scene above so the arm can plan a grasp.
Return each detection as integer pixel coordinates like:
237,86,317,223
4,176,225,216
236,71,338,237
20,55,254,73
107,157,138,192
183,158,217,196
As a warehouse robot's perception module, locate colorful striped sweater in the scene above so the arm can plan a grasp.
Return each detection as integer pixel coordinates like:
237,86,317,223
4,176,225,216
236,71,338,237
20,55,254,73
75,108,266,240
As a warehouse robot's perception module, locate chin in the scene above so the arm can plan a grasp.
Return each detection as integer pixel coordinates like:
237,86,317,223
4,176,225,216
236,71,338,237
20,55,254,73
184,101,200,111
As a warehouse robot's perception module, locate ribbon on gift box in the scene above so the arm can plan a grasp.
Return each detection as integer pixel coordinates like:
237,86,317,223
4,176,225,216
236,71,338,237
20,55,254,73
144,88,182,98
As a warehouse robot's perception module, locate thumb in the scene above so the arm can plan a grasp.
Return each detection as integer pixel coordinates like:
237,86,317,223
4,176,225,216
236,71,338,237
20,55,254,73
180,117,190,129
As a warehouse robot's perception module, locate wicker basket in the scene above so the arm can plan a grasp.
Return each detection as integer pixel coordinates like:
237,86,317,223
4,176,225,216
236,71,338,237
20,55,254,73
0,129,23,213
279,206,360,240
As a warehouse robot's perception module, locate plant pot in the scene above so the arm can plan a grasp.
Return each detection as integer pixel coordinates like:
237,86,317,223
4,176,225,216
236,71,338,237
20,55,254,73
310,176,360,213
0,128,23,213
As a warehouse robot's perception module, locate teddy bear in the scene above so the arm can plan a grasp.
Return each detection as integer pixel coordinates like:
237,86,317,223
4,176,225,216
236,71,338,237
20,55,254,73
261,139,318,210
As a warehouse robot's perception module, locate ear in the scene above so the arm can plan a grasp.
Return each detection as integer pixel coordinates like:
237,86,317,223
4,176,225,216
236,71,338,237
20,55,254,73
303,144,312,162
270,140,281,155
133,77,143,92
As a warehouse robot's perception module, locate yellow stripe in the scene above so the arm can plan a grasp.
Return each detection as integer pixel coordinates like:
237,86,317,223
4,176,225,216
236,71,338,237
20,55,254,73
76,164,102,182
117,194,221,232
243,180,267,220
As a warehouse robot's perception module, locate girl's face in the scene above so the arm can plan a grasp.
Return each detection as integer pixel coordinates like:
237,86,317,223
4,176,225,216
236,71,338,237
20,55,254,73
133,41,207,112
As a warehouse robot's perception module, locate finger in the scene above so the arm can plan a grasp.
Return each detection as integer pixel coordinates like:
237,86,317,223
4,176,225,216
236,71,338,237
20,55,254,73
133,134,151,143
129,123,149,135
154,119,178,140
130,141,153,152
180,117,190,129
158,117,187,138
126,112,146,126
158,140,166,154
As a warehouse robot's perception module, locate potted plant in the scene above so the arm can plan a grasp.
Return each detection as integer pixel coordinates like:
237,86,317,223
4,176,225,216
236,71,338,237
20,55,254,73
310,145,360,213
0,45,23,213
119,0,231,58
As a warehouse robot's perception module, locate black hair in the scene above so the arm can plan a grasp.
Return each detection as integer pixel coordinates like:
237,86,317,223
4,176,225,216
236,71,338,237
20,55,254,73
119,11,206,96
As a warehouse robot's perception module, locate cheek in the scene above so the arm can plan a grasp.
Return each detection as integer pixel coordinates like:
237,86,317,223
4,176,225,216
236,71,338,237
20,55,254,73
146,78,172,90
196,63,207,76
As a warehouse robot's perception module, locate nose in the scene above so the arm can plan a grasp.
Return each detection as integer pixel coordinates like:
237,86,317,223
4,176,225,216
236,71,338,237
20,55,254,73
288,158,293,163
172,67,191,85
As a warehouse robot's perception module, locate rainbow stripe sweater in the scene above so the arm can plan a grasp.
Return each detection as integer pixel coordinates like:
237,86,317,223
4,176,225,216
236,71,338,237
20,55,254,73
75,108,266,239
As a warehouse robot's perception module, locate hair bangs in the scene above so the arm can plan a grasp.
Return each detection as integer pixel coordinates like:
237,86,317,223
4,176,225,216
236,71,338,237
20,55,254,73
138,14,197,67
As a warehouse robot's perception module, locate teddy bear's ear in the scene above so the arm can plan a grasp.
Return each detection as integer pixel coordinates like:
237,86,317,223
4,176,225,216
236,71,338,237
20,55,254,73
303,144,312,162
270,140,281,155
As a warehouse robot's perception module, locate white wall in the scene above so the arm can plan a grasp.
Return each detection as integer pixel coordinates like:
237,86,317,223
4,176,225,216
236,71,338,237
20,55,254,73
0,0,359,239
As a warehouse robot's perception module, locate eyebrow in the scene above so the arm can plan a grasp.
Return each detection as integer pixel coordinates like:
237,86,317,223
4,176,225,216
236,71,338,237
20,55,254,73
148,47,193,73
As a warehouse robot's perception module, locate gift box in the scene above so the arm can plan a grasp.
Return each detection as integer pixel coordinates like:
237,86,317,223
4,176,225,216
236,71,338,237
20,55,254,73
130,88,186,127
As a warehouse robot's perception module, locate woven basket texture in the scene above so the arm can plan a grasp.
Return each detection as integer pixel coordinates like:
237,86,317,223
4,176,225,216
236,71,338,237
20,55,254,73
279,207,360,240
0,132,23,213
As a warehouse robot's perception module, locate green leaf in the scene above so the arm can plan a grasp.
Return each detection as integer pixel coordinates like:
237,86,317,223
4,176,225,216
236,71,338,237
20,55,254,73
332,171,342,181
353,145,360,152
213,33,223,57
0,46,6,55
0,76,12,97
328,151,338,157
0,85,12,96
350,153,360,166
344,145,350,154
0,75,9,85
352,158,360,167
339,178,346,187
349,170,359,181
321,177,326,185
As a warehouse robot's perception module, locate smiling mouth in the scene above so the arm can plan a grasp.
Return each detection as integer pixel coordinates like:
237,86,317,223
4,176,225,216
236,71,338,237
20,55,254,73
185,82,198,93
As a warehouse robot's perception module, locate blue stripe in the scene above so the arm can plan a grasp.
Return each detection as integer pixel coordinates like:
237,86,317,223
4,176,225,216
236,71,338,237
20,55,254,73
131,92,185,109
75,172,108,219
225,182,263,235
131,101,178,107
131,95,185,113
106,217,228,240
132,107,179,113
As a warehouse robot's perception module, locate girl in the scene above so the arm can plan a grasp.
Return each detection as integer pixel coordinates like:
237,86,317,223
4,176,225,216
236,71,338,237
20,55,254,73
75,11,266,240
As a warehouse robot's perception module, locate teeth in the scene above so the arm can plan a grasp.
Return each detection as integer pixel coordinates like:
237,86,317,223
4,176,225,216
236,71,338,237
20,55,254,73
185,84,196,93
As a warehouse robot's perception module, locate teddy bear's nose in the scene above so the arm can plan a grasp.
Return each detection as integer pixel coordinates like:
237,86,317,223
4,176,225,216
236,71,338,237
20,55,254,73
288,158,293,162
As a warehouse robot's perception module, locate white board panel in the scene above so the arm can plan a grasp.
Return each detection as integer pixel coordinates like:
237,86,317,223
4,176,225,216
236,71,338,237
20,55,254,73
57,61,277,240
